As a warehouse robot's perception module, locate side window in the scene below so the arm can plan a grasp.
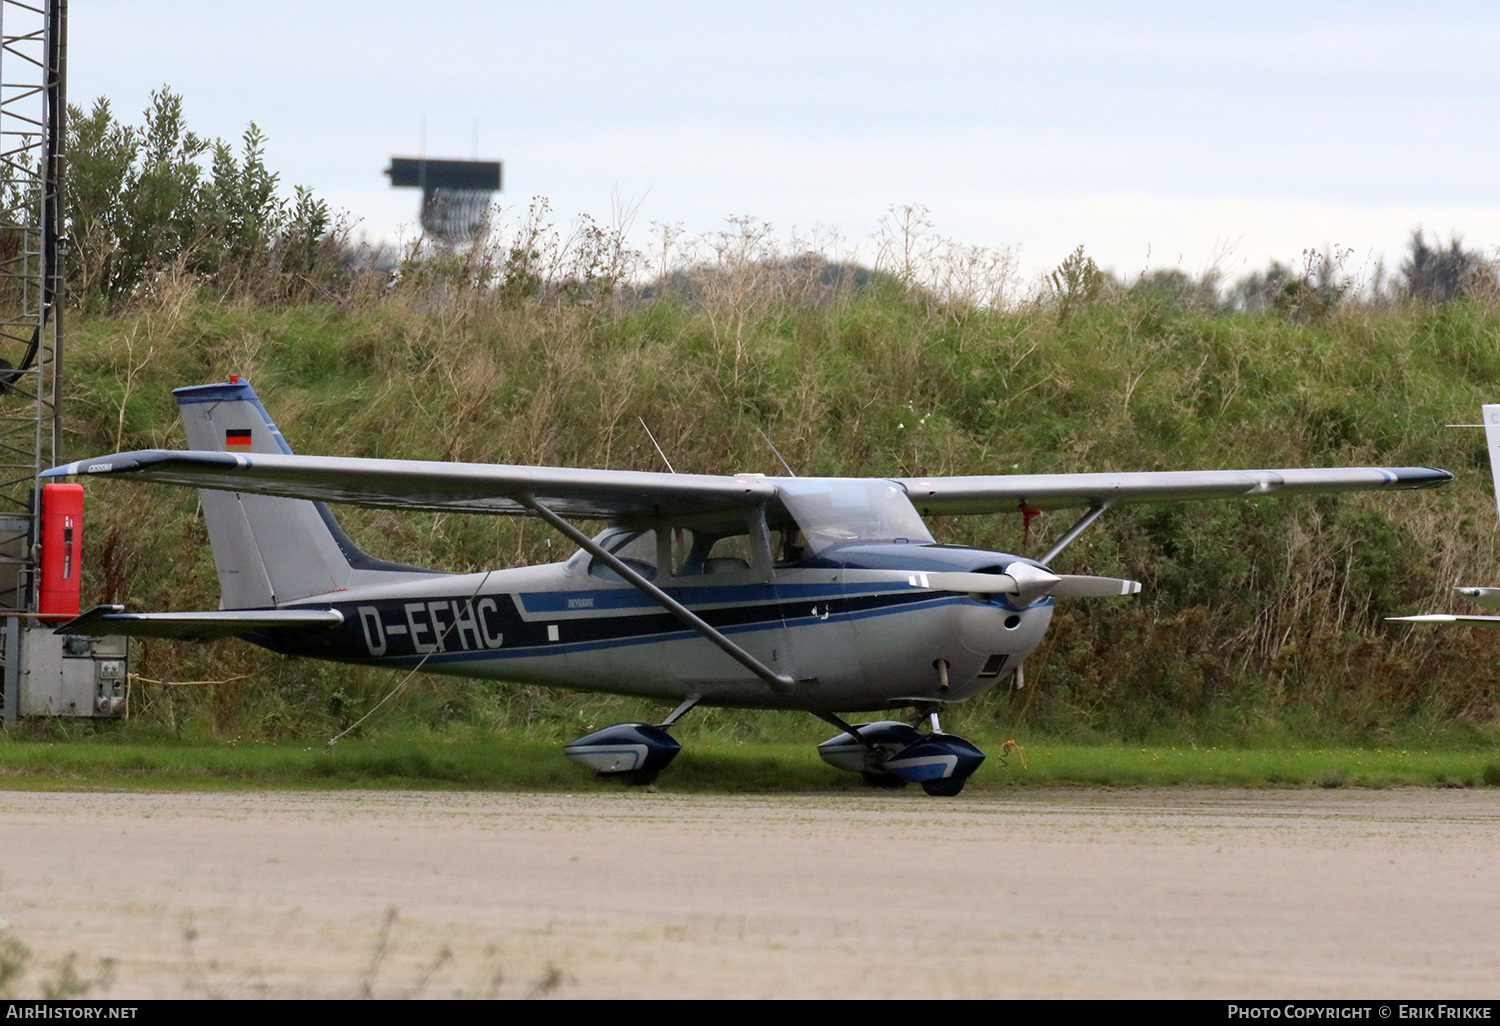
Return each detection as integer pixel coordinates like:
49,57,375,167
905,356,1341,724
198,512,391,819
588,530,658,582
703,533,753,574
669,517,762,578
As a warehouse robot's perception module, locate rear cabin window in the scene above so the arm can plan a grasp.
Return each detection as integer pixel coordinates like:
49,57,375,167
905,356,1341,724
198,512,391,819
669,519,758,578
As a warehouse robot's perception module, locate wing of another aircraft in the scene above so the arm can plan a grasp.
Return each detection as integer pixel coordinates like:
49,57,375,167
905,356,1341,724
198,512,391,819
897,467,1451,514
44,450,1449,520
1389,614,1500,628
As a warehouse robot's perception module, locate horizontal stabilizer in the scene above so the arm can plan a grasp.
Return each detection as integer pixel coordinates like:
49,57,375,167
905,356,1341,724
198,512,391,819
1388,614,1500,628
56,604,345,641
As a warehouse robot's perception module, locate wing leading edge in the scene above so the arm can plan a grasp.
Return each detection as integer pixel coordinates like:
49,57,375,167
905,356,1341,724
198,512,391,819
897,467,1451,514
44,449,778,519
43,450,1450,520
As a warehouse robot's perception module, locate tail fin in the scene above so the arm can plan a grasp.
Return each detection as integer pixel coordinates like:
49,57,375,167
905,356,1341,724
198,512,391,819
174,379,433,609
1485,404,1500,524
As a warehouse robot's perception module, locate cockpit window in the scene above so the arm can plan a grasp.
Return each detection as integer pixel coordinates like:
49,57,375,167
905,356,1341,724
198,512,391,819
587,529,658,581
772,479,934,556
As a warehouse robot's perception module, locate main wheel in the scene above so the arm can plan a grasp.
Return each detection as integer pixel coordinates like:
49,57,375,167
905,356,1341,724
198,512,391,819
860,770,909,789
921,776,967,797
602,767,660,787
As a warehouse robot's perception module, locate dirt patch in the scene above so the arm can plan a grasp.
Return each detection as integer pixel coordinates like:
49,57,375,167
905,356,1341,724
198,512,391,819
3,787,1499,998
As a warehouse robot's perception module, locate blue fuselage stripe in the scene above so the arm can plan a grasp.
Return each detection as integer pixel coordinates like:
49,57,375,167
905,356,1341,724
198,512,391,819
343,593,968,667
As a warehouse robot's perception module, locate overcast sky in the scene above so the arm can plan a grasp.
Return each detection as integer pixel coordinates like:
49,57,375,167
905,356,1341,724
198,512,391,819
71,1,1500,284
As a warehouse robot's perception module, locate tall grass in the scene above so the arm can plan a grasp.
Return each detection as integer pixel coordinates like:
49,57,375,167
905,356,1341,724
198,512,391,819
36,213,1500,750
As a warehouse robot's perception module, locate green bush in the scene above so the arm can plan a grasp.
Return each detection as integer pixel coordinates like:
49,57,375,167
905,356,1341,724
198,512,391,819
66,88,339,307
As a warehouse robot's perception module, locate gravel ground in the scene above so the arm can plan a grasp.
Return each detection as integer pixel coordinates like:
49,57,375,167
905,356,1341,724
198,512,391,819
3,787,1499,999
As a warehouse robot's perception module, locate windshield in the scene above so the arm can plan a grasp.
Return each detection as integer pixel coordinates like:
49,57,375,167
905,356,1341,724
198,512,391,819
774,479,933,556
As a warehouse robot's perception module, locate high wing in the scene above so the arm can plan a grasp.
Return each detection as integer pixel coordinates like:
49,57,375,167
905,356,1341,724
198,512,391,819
43,450,1450,520
897,467,1451,514
44,449,777,519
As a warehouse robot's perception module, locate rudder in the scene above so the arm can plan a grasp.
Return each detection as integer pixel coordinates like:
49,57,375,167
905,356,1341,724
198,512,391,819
174,379,354,608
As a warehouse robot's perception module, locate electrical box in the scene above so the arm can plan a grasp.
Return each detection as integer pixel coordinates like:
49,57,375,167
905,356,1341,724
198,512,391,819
18,627,128,717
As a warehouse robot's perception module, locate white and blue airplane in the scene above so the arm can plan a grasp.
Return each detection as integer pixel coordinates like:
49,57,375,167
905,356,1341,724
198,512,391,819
45,379,1451,794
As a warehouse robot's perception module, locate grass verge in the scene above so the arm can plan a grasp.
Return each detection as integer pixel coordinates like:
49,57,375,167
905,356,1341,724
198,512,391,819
1,735,1497,792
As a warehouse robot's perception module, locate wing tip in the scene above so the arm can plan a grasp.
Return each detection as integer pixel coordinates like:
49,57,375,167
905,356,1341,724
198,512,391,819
1390,466,1454,487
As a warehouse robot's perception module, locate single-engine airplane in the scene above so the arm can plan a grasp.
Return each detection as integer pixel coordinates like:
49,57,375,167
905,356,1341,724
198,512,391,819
45,379,1451,794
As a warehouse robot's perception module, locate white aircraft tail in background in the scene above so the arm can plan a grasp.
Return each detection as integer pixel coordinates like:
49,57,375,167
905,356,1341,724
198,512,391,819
1391,404,1500,627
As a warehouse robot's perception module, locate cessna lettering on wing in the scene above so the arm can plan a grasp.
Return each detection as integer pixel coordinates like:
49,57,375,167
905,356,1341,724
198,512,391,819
356,598,505,656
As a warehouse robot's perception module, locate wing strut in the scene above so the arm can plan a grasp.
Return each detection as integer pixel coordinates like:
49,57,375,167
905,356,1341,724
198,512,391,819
658,695,701,727
519,495,797,693
1038,500,1114,565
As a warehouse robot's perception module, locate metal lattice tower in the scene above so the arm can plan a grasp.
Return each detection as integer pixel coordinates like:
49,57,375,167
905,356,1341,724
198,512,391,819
0,0,64,618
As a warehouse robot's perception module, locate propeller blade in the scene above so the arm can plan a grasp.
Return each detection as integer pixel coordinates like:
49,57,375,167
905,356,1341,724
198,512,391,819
906,571,1021,594
1050,575,1142,597
903,566,1140,601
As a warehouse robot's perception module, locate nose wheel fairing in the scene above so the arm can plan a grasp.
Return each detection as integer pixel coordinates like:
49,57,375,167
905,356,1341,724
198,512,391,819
816,718,987,796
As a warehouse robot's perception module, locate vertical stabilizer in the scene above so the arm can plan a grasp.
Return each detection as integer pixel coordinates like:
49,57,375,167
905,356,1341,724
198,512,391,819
1484,405,1500,524
174,380,354,608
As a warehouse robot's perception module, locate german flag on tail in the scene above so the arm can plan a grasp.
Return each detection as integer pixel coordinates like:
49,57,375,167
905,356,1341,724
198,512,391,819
225,429,252,450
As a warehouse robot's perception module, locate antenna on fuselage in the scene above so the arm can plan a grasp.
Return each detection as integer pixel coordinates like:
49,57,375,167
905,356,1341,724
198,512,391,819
754,425,797,477
638,417,676,474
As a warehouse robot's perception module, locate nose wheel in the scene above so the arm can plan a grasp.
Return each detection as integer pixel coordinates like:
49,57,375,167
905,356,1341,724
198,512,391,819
918,776,967,797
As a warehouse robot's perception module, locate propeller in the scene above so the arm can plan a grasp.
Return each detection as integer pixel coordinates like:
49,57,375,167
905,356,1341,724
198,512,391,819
904,563,1141,603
